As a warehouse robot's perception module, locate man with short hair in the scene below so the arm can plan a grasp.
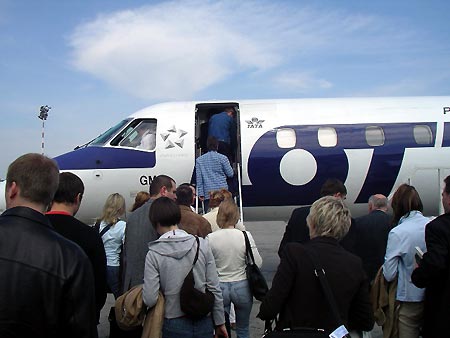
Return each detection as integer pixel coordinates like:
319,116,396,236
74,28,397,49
278,178,347,256
0,153,97,337
176,185,212,238
196,136,234,212
122,174,176,292
412,175,450,337
46,172,107,322
353,194,391,283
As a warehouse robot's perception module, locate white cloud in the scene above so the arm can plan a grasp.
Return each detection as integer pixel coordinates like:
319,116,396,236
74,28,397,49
274,72,333,93
68,0,410,100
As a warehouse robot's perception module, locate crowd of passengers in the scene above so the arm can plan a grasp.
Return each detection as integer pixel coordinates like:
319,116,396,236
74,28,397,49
1,152,449,338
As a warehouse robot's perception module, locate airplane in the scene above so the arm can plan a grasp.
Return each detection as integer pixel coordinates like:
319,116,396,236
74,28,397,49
1,96,450,224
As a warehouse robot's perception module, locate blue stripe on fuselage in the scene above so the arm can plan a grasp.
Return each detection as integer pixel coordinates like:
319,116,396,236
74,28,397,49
243,122,437,207
54,146,156,170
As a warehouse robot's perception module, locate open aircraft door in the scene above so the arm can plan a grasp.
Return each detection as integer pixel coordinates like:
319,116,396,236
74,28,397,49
194,102,244,218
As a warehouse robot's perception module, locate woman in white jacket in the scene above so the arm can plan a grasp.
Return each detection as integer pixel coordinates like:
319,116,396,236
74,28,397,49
207,199,263,338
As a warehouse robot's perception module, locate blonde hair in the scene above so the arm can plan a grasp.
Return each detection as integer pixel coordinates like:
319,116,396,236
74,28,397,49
130,191,150,211
306,196,351,240
100,193,126,224
216,199,240,228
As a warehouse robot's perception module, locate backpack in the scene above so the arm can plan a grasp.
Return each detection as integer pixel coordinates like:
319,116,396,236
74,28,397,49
179,236,215,319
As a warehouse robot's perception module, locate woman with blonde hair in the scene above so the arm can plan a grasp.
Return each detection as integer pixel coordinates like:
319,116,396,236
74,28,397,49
97,193,126,298
203,189,245,232
258,196,374,334
130,191,150,212
207,199,262,338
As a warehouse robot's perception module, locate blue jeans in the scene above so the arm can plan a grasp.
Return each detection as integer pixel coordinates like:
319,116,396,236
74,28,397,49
220,279,253,338
106,265,121,299
162,316,213,338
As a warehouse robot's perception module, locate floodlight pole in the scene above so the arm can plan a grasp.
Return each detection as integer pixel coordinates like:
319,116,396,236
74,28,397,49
38,105,51,155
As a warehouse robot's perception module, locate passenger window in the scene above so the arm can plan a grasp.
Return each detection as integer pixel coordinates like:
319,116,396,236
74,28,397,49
112,119,157,151
414,125,433,145
276,128,296,148
318,127,337,147
365,126,385,146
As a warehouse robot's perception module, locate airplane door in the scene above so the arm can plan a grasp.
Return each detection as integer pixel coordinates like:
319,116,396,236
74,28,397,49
194,102,242,214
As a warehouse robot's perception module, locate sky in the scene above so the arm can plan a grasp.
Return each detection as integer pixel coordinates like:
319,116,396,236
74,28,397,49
0,0,449,178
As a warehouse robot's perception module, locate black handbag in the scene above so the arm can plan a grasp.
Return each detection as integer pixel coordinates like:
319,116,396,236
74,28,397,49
262,246,350,338
180,236,215,320
243,231,269,301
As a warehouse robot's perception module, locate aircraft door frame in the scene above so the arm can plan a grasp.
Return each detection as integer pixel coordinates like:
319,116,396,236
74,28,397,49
194,102,243,217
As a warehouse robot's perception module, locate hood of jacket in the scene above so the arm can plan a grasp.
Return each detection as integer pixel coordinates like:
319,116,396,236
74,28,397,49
147,230,196,260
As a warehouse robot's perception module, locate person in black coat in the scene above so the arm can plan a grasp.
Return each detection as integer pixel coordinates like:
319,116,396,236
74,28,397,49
278,178,347,256
46,172,107,322
0,153,97,338
259,196,374,334
353,194,391,283
411,175,450,338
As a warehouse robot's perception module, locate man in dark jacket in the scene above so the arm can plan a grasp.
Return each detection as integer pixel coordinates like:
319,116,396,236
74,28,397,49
278,178,348,256
412,175,450,338
46,172,107,322
0,153,97,338
353,194,391,283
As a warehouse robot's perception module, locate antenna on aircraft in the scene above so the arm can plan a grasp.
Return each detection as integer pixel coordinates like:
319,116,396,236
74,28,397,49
38,105,51,155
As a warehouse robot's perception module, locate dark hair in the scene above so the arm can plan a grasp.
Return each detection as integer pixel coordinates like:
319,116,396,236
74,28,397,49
149,197,181,228
391,184,423,225
207,136,219,151
149,175,175,196
53,172,84,204
444,175,450,194
176,185,193,206
320,178,347,197
6,153,59,207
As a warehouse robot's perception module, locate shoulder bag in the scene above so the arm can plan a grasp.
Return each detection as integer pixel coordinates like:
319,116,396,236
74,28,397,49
262,246,351,338
180,236,215,319
243,231,269,301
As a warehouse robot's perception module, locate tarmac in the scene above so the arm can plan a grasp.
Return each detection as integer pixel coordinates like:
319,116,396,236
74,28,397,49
97,221,382,338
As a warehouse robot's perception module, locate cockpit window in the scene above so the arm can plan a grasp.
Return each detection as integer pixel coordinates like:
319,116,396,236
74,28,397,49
111,119,157,151
89,119,131,146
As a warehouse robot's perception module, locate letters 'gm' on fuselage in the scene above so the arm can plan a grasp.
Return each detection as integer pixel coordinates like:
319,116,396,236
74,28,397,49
5,96,449,224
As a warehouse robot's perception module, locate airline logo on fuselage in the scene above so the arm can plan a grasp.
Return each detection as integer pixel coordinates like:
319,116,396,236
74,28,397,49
246,117,264,128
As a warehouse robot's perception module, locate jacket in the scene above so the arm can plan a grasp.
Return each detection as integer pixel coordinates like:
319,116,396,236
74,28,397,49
0,206,97,338
143,229,225,325
371,267,399,338
123,199,158,292
411,213,450,338
259,237,374,333
179,205,212,238
353,210,392,282
47,212,107,323
278,206,311,256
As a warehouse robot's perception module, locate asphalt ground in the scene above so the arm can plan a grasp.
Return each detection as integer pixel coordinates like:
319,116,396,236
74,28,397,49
97,221,382,338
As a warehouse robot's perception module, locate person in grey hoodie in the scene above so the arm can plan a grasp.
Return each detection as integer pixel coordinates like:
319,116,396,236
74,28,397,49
143,197,228,338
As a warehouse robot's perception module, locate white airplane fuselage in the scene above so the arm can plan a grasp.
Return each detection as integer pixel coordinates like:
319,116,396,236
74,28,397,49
1,96,450,224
